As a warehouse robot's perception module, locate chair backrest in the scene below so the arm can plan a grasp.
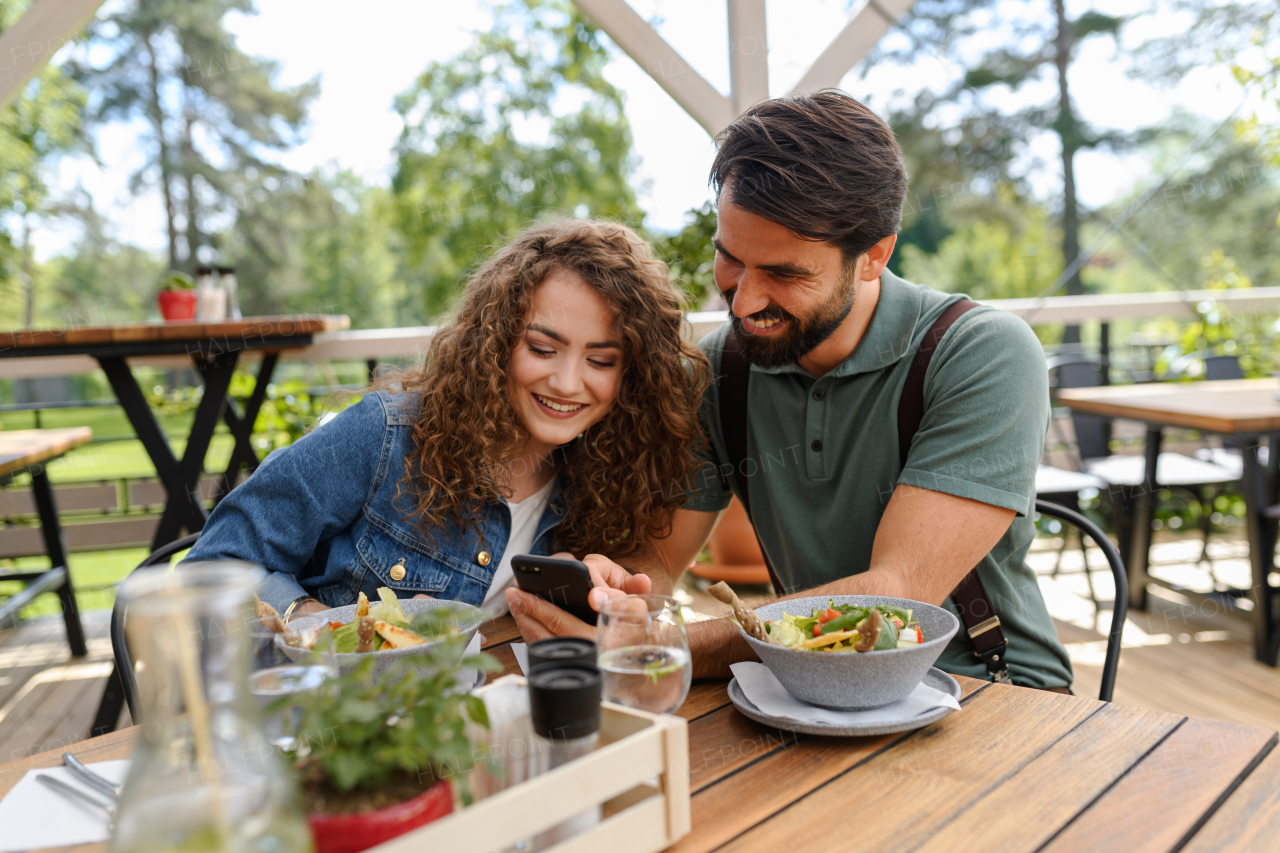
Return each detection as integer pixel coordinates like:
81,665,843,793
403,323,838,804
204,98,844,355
1050,357,1112,462
1035,499,1126,702
110,532,202,722
1205,354,1244,381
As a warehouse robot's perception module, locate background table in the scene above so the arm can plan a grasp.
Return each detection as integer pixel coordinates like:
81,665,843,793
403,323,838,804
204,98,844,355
0,428,92,657
1060,378,1280,665
6,614,1278,853
0,316,349,549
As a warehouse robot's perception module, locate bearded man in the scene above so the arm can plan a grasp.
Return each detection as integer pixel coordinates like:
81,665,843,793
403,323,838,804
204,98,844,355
508,91,1072,692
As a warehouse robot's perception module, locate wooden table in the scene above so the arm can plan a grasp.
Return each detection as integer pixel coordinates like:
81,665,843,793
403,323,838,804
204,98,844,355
0,428,93,657
1060,378,1280,665
6,613,1280,853
0,316,349,550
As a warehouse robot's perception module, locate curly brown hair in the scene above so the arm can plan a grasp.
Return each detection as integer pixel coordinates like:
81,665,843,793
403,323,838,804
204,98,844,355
381,219,710,557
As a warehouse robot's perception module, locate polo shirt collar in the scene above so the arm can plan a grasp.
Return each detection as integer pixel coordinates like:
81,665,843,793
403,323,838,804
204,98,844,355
750,269,923,378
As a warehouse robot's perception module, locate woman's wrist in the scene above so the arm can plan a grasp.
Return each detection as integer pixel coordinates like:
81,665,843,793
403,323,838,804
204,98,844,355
283,596,324,621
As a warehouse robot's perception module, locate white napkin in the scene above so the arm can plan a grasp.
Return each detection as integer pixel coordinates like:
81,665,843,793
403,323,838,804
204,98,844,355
512,642,529,675
731,661,961,726
455,631,485,690
0,760,130,852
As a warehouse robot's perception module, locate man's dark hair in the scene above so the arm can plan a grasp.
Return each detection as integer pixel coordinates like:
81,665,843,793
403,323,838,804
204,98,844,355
709,91,907,264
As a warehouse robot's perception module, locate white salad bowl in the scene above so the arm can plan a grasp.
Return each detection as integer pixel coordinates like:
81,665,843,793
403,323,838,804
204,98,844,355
275,597,486,677
740,595,960,710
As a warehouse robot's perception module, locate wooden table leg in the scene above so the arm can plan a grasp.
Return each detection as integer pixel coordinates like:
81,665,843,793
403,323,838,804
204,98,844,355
1126,425,1162,612
29,464,87,657
1240,436,1280,666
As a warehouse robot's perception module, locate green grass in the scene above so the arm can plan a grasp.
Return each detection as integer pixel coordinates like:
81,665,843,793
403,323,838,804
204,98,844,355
0,403,239,621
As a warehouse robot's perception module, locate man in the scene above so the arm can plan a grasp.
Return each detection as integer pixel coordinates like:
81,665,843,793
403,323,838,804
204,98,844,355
507,91,1072,691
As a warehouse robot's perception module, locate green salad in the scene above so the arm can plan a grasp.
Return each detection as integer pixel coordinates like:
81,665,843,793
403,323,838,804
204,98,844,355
764,601,923,652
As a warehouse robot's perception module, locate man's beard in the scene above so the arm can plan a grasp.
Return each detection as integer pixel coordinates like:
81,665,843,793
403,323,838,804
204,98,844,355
727,270,857,369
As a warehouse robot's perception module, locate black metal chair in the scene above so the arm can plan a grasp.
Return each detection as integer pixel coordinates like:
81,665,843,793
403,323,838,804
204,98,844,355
89,532,201,736
1035,499,1127,702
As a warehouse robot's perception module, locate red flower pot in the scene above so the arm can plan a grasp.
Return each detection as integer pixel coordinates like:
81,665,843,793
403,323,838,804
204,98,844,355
156,289,198,321
308,780,453,853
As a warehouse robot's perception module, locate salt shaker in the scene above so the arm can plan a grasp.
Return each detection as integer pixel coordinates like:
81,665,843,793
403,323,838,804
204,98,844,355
527,637,597,672
528,664,603,848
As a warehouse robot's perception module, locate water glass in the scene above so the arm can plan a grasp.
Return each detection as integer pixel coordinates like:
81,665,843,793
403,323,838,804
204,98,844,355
250,620,337,750
596,594,691,714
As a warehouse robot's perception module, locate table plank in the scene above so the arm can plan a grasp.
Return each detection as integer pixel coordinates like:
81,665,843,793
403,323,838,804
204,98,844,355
0,316,350,351
918,704,1182,853
480,615,521,649
704,684,1102,853
1043,718,1277,853
669,678,994,853
678,682,731,722
1059,379,1280,434
0,428,93,477
1178,739,1280,853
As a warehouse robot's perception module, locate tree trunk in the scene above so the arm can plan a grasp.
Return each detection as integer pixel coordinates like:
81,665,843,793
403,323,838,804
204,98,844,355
182,93,201,266
20,214,34,328
1055,0,1083,346
144,30,180,272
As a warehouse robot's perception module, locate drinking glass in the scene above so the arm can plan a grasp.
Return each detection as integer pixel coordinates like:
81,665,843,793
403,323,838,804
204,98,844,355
250,615,337,751
596,594,691,714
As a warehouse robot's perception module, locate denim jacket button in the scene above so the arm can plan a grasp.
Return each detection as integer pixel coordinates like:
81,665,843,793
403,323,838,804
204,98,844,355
477,551,491,567
390,559,407,581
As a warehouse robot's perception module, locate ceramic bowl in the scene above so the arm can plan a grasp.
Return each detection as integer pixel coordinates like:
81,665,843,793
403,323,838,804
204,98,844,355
276,598,486,677
740,595,959,710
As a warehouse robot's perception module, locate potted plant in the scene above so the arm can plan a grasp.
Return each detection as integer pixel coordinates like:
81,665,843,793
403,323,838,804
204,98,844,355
287,612,498,853
157,271,198,321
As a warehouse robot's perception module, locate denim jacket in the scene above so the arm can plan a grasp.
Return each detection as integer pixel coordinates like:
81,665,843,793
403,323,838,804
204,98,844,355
185,390,568,613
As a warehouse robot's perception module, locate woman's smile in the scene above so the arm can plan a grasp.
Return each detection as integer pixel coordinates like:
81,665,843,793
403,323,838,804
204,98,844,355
533,392,588,416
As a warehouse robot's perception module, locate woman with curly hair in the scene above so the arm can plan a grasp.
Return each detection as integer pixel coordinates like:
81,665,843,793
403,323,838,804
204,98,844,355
186,219,710,631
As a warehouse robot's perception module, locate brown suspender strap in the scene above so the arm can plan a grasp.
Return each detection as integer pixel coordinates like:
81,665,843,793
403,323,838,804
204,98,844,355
898,298,1011,683
718,330,785,595
719,298,1010,683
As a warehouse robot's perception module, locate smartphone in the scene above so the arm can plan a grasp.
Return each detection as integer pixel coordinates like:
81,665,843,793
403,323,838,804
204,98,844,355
511,554,598,625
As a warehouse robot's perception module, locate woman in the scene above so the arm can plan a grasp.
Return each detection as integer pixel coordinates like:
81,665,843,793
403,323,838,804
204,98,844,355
186,219,709,623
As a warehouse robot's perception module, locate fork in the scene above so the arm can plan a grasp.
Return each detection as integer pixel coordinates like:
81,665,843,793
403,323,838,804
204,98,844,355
36,775,116,828
61,753,123,799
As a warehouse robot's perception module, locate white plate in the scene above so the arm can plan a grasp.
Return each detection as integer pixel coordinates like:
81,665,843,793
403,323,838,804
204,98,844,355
727,667,962,737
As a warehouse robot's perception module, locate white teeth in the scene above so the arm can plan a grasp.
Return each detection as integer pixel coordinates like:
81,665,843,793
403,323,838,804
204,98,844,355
753,317,781,328
535,393,585,413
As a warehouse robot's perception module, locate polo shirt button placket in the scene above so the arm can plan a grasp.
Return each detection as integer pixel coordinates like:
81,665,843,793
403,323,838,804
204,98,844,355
807,380,829,480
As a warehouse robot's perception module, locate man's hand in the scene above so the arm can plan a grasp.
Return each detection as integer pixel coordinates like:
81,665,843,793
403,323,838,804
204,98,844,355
505,552,651,642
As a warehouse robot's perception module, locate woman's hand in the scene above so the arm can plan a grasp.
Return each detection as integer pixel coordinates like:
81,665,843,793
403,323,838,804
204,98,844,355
505,552,651,643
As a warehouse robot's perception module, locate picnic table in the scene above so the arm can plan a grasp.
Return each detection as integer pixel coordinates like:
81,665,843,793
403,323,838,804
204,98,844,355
0,316,349,550
1059,378,1280,666
5,613,1279,852
0,427,93,656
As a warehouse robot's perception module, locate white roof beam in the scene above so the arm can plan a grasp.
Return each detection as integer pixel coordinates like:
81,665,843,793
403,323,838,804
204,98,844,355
0,0,106,111
788,0,915,96
726,0,769,116
573,0,735,135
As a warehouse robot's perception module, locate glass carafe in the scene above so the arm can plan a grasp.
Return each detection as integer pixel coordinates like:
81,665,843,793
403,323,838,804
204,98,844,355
110,561,312,853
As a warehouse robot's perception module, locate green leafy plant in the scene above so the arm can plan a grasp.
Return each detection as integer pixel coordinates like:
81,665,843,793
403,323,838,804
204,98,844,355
288,608,499,813
161,271,195,291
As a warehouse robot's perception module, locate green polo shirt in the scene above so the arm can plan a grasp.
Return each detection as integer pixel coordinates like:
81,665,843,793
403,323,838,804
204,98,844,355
687,270,1072,689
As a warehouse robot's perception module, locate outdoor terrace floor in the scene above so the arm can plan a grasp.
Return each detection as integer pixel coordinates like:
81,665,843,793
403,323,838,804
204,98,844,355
1,530,1277,763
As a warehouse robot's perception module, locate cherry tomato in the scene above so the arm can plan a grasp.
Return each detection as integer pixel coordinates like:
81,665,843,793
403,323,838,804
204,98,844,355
817,608,842,624
813,623,822,637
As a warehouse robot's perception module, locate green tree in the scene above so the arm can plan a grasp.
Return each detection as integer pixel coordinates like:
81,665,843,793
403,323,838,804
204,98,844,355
898,189,1063,301
67,0,316,273
0,0,85,325
651,202,718,309
228,170,410,329
391,0,644,318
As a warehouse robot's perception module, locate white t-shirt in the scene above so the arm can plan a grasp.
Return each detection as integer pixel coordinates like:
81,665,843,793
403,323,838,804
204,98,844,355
482,477,557,611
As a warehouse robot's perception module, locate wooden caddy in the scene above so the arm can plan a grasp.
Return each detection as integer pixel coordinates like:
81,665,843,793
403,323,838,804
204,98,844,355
369,675,692,853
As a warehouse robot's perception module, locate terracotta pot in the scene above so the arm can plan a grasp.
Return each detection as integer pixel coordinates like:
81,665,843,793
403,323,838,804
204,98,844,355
156,289,197,321
689,496,771,585
308,780,452,853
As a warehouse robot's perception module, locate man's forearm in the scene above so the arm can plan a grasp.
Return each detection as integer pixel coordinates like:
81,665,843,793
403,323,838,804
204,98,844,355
689,618,758,679
614,543,678,595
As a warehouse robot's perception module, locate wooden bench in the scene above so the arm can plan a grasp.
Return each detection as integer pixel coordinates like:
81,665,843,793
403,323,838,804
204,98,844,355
0,428,92,656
